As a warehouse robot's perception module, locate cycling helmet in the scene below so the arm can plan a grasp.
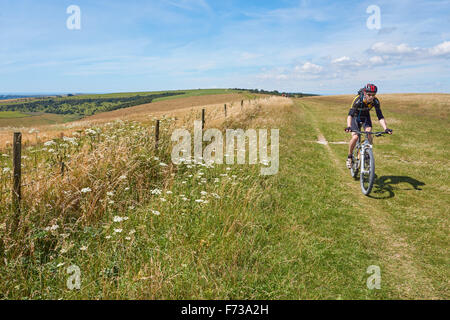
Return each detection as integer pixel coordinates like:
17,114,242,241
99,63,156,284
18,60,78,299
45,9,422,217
364,83,378,94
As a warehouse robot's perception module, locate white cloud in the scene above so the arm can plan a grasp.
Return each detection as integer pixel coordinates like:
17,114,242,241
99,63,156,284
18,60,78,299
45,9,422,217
369,41,450,60
369,56,385,65
429,41,450,57
370,42,418,55
332,56,351,64
296,62,323,74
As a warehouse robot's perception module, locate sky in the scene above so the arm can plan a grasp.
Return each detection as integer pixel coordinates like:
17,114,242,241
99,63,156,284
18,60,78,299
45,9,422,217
0,0,449,95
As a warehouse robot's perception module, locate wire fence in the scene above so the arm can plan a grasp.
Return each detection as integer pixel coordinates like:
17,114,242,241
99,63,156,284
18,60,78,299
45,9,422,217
0,96,275,224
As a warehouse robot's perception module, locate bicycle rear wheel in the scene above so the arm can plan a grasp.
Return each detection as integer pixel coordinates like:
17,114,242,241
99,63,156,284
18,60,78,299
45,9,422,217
360,148,375,195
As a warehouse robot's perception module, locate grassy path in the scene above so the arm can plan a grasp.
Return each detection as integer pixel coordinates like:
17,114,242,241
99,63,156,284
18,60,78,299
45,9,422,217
2,96,447,299
295,100,442,299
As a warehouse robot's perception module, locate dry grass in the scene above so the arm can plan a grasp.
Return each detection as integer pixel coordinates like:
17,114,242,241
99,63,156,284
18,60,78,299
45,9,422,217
0,93,260,150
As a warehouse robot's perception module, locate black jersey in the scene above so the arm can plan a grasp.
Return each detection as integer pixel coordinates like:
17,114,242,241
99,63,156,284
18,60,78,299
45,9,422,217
348,95,384,121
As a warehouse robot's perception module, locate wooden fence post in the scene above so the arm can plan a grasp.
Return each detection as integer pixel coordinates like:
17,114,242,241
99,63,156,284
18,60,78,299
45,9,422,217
202,109,205,130
224,104,227,117
155,120,160,149
12,132,22,231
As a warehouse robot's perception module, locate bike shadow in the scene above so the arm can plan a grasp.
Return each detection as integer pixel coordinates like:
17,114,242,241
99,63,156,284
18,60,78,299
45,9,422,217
369,175,425,199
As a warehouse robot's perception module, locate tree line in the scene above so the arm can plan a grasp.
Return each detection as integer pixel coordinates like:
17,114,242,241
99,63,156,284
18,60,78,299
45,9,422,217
0,92,184,116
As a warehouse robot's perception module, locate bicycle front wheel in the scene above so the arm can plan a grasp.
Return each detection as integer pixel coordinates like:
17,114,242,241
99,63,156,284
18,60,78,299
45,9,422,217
360,148,375,195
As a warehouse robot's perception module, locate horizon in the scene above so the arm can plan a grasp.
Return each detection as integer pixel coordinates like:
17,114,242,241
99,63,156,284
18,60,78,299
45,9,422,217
1,88,449,97
1,0,449,94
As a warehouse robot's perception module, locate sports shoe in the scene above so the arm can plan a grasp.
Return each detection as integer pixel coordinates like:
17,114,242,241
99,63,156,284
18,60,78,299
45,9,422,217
346,157,353,169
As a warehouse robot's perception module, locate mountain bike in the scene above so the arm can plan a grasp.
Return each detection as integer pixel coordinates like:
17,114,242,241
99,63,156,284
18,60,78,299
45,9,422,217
350,130,388,195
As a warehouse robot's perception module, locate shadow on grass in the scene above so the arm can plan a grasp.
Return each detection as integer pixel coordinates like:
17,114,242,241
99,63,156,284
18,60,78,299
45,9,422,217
369,175,425,199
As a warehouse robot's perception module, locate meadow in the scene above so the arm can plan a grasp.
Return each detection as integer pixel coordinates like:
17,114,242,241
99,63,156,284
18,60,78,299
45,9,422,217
0,93,448,299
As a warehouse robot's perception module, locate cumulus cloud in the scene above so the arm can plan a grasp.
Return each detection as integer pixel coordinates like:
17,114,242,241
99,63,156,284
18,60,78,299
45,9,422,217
331,56,351,64
368,56,385,65
296,62,323,74
429,41,450,57
331,56,363,69
370,42,418,55
368,41,450,59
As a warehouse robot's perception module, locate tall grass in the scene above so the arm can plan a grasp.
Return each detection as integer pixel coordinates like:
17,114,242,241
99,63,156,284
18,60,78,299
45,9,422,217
0,96,292,299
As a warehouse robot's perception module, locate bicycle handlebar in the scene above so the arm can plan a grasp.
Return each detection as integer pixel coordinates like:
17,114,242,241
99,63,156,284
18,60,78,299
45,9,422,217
350,130,387,135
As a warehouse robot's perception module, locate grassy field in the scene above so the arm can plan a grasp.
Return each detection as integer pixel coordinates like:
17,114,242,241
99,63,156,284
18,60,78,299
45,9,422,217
0,111,33,119
0,89,242,129
0,113,82,128
0,94,448,299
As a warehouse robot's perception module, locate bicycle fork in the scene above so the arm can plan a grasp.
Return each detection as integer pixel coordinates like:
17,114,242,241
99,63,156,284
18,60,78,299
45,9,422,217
360,144,372,174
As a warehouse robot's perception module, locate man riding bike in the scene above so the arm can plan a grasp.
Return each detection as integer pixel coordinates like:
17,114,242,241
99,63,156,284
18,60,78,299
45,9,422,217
345,83,393,169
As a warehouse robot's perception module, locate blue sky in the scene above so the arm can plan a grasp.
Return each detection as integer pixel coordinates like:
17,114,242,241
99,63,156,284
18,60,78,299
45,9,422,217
0,0,449,94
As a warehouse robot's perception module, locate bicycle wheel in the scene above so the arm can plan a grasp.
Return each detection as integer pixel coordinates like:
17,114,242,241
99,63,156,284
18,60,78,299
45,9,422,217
350,145,359,179
360,148,375,195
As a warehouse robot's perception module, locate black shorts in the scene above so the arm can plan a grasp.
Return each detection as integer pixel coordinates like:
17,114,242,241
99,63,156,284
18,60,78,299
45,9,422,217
351,116,372,132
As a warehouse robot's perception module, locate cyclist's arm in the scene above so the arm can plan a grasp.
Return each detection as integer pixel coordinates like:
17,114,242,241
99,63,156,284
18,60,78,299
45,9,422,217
347,115,353,128
379,118,388,131
347,95,359,121
374,98,384,120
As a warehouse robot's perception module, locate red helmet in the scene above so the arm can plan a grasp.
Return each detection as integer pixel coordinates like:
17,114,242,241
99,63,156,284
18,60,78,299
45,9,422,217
364,83,378,93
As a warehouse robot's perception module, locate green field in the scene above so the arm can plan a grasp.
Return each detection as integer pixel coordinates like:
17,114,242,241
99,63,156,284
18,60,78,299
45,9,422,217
0,111,32,119
0,95,448,299
0,89,241,127
0,113,82,127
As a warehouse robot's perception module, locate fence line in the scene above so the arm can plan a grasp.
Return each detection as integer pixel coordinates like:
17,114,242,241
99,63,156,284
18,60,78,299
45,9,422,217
0,96,270,222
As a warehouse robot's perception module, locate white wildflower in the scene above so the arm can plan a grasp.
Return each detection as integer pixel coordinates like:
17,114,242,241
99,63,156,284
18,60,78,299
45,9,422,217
152,210,160,216
113,216,124,222
151,188,162,195
114,228,123,233
81,187,92,193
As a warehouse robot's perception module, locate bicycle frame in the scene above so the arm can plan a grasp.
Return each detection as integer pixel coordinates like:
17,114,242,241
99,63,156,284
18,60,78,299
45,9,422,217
351,130,386,178
355,132,375,175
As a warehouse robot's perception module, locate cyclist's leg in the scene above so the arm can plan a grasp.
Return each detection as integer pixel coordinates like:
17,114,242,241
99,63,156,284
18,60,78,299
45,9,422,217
364,116,373,144
349,117,359,154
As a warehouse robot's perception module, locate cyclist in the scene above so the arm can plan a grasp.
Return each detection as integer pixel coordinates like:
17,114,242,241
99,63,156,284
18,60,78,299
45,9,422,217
345,83,392,169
